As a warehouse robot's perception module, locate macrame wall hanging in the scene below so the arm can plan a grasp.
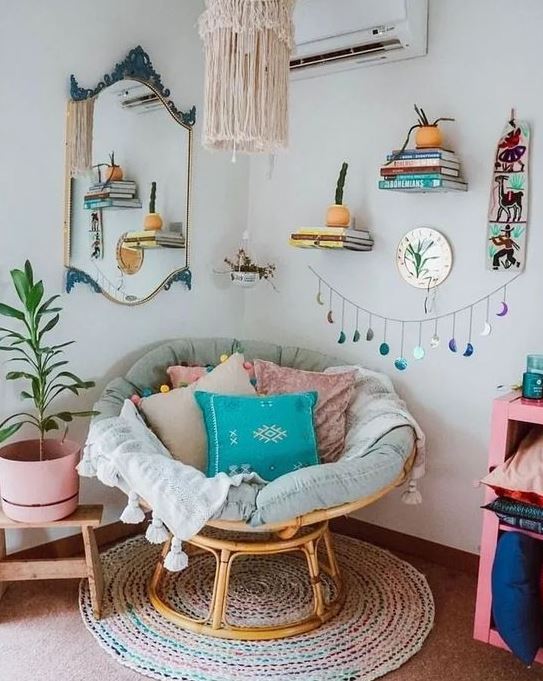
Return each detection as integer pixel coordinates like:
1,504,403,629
66,97,96,177
198,0,295,157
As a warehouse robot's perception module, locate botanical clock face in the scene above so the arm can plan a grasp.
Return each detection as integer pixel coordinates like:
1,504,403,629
396,227,453,289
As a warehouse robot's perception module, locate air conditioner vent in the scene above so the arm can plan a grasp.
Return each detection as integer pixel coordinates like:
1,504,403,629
290,39,401,72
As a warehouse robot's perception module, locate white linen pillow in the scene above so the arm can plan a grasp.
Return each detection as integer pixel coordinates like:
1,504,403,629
140,353,255,470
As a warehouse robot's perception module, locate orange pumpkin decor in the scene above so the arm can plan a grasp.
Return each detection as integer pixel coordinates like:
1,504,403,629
386,105,455,164
103,151,123,182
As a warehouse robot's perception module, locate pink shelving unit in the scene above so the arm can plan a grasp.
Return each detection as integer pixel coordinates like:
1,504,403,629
474,391,543,663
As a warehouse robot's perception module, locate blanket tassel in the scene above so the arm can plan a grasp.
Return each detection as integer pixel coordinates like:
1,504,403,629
402,479,422,505
146,513,170,544
164,537,188,572
77,452,96,478
96,459,119,487
120,491,145,524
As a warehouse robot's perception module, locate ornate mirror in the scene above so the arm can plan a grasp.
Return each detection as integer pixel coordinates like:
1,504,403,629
64,46,195,305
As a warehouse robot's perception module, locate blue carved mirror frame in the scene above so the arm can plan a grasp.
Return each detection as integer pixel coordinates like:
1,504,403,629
64,46,196,305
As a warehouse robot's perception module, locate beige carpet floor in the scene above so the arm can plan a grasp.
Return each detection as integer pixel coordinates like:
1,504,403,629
1,544,542,681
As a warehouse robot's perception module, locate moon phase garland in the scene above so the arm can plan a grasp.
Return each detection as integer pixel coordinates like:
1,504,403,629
309,265,522,371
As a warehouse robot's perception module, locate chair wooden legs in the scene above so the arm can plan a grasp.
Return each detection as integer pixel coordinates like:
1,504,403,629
211,549,231,630
148,521,345,640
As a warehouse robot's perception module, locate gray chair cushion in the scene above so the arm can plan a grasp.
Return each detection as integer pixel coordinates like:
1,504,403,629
93,338,414,524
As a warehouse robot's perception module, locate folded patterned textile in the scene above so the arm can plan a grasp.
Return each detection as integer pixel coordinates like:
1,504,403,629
78,400,264,572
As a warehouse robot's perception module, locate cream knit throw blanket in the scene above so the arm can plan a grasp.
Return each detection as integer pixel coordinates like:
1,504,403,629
198,0,295,153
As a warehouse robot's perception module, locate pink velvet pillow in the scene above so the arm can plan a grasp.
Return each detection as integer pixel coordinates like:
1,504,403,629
253,359,356,463
482,428,543,506
167,365,206,388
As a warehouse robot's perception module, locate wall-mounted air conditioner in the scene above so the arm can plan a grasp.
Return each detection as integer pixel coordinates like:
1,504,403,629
290,0,428,80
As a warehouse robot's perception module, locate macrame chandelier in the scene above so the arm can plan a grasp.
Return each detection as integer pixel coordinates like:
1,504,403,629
198,0,295,155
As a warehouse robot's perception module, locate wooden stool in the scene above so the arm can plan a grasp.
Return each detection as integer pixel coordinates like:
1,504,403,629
0,504,104,618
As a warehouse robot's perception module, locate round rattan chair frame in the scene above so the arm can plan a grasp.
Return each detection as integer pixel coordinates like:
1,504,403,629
148,450,415,640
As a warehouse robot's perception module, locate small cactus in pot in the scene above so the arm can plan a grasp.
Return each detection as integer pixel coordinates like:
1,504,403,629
144,181,163,231
326,162,351,227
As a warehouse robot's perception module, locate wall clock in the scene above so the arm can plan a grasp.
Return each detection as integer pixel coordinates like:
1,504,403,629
396,227,453,289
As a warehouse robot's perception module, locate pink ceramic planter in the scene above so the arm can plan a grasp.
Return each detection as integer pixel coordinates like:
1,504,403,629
0,439,80,522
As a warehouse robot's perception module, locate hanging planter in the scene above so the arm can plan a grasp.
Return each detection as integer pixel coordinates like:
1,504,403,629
198,0,295,155
217,232,276,289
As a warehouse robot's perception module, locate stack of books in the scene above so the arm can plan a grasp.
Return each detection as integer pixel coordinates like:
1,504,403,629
378,148,467,192
122,230,186,249
289,227,373,252
156,231,185,248
84,180,142,209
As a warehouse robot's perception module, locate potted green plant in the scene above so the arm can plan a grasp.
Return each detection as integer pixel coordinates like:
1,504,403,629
387,105,455,163
0,262,96,522
326,162,350,227
224,249,276,288
144,181,163,231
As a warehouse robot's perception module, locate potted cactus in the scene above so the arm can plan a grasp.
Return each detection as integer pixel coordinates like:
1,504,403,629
0,262,96,522
326,162,350,227
144,181,163,231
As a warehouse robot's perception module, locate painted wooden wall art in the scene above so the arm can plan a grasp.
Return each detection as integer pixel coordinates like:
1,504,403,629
486,117,529,271
309,266,522,372
396,227,452,289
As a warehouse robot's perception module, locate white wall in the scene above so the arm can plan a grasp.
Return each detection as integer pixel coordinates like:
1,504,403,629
245,0,543,554
0,0,249,551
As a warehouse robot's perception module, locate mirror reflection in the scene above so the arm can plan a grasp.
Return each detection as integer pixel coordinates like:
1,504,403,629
67,76,192,304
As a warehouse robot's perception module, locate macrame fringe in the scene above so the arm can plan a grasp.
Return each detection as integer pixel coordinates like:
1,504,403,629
96,459,119,487
66,97,95,177
164,537,189,572
198,0,295,153
402,479,423,505
145,513,170,544
120,491,145,524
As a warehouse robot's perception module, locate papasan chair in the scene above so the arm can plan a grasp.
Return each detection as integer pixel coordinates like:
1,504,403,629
85,338,422,640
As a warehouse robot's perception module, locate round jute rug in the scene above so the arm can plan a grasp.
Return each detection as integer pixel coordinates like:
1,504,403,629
80,534,434,681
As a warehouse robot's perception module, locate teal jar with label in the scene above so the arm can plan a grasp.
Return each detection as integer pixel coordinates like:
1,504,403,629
523,371,543,400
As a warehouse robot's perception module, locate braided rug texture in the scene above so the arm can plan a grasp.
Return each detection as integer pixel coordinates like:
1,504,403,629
80,535,434,681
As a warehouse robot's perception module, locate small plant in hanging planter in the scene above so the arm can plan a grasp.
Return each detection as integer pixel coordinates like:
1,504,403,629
326,162,350,228
387,105,455,164
0,261,97,522
103,151,124,182
144,181,163,231
223,249,276,289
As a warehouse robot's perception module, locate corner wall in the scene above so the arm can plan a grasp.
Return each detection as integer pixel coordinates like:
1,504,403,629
0,0,249,551
244,0,543,553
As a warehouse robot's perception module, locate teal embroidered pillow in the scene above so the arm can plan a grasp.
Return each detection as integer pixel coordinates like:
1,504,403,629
194,391,319,481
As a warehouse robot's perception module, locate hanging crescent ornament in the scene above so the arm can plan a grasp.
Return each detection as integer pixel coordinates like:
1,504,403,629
394,322,408,371
413,322,425,360
353,308,361,342
496,301,508,317
481,321,492,336
327,288,334,323
481,297,492,335
379,319,389,355
366,313,374,341
463,306,474,357
448,312,457,353
316,278,324,305
337,299,346,343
